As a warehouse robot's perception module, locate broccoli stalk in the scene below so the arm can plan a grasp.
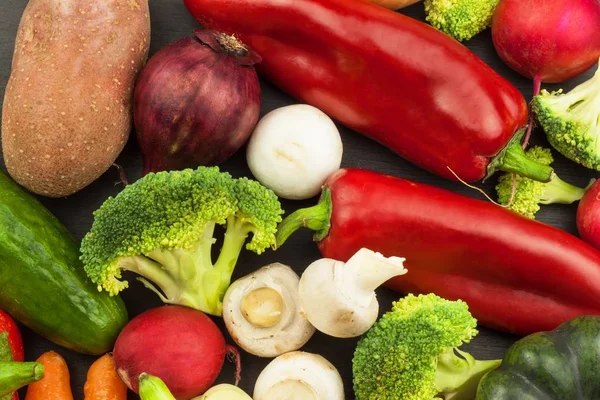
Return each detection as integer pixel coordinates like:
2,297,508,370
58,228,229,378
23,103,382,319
542,176,588,204
424,0,500,42
533,60,600,171
352,293,501,400
496,146,591,219
116,217,250,314
80,167,283,316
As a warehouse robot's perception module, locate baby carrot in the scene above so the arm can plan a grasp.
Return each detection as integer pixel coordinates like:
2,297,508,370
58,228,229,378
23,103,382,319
83,354,127,400
25,351,73,400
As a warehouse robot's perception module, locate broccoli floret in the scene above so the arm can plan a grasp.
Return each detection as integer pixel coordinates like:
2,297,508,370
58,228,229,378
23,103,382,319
80,167,283,316
533,62,600,170
352,293,500,400
496,146,589,219
424,0,500,42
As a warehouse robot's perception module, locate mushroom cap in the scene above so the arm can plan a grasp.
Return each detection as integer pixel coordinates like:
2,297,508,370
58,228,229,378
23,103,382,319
222,263,315,357
246,104,343,200
195,384,252,399
253,351,345,400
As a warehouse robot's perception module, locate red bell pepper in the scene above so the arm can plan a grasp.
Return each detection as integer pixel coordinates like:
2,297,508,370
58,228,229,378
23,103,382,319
183,0,553,183
0,310,24,400
0,311,23,363
275,168,600,336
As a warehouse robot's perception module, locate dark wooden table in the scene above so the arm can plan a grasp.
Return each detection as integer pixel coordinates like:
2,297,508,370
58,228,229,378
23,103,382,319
1,1,597,399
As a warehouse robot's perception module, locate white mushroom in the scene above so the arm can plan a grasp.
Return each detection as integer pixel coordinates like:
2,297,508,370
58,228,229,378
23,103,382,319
299,248,407,338
222,263,316,357
194,384,252,400
253,351,344,400
246,104,343,200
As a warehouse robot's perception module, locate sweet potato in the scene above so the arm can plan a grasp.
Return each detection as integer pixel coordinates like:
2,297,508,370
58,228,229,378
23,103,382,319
1,0,150,197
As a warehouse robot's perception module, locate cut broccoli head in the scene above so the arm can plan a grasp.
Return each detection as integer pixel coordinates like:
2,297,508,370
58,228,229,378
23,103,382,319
352,293,500,400
80,167,283,316
533,63,600,171
424,0,500,42
496,146,589,219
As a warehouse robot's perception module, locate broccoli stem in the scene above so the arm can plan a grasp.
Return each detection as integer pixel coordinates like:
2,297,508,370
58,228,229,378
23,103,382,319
487,130,554,183
121,256,179,299
212,216,253,311
120,219,251,316
555,65,600,112
435,348,501,400
563,69,600,125
199,222,217,270
274,189,332,248
540,176,591,205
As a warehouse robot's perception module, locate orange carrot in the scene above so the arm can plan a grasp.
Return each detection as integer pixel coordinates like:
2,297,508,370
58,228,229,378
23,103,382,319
83,354,128,400
25,351,73,400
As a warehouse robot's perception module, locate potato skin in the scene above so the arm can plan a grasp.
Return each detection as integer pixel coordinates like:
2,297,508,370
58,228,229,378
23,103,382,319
2,0,150,197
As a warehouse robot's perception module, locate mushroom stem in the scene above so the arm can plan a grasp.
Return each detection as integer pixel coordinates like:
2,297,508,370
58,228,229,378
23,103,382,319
298,248,407,338
240,287,284,328
344,248,406,304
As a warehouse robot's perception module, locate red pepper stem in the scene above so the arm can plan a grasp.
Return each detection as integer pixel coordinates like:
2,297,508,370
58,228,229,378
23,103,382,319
485,129,554,183
0,334,15,400
0,334,11,362
0,362,44,397
274,188,332,249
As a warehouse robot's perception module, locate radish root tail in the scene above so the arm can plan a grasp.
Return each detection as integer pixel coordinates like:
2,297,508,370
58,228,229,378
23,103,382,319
517,76,543,206
522,76,543,149
226,344,242,386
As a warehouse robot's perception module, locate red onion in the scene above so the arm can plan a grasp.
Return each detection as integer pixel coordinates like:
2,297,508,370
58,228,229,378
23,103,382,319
133,29,261,174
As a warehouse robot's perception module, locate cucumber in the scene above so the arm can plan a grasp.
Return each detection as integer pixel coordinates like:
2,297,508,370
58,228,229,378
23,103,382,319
0,170,128,355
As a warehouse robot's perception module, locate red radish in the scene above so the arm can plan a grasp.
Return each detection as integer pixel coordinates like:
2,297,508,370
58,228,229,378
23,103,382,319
492,0,600,84
492,0,600,147
113,306,240,400
578,180,600,250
